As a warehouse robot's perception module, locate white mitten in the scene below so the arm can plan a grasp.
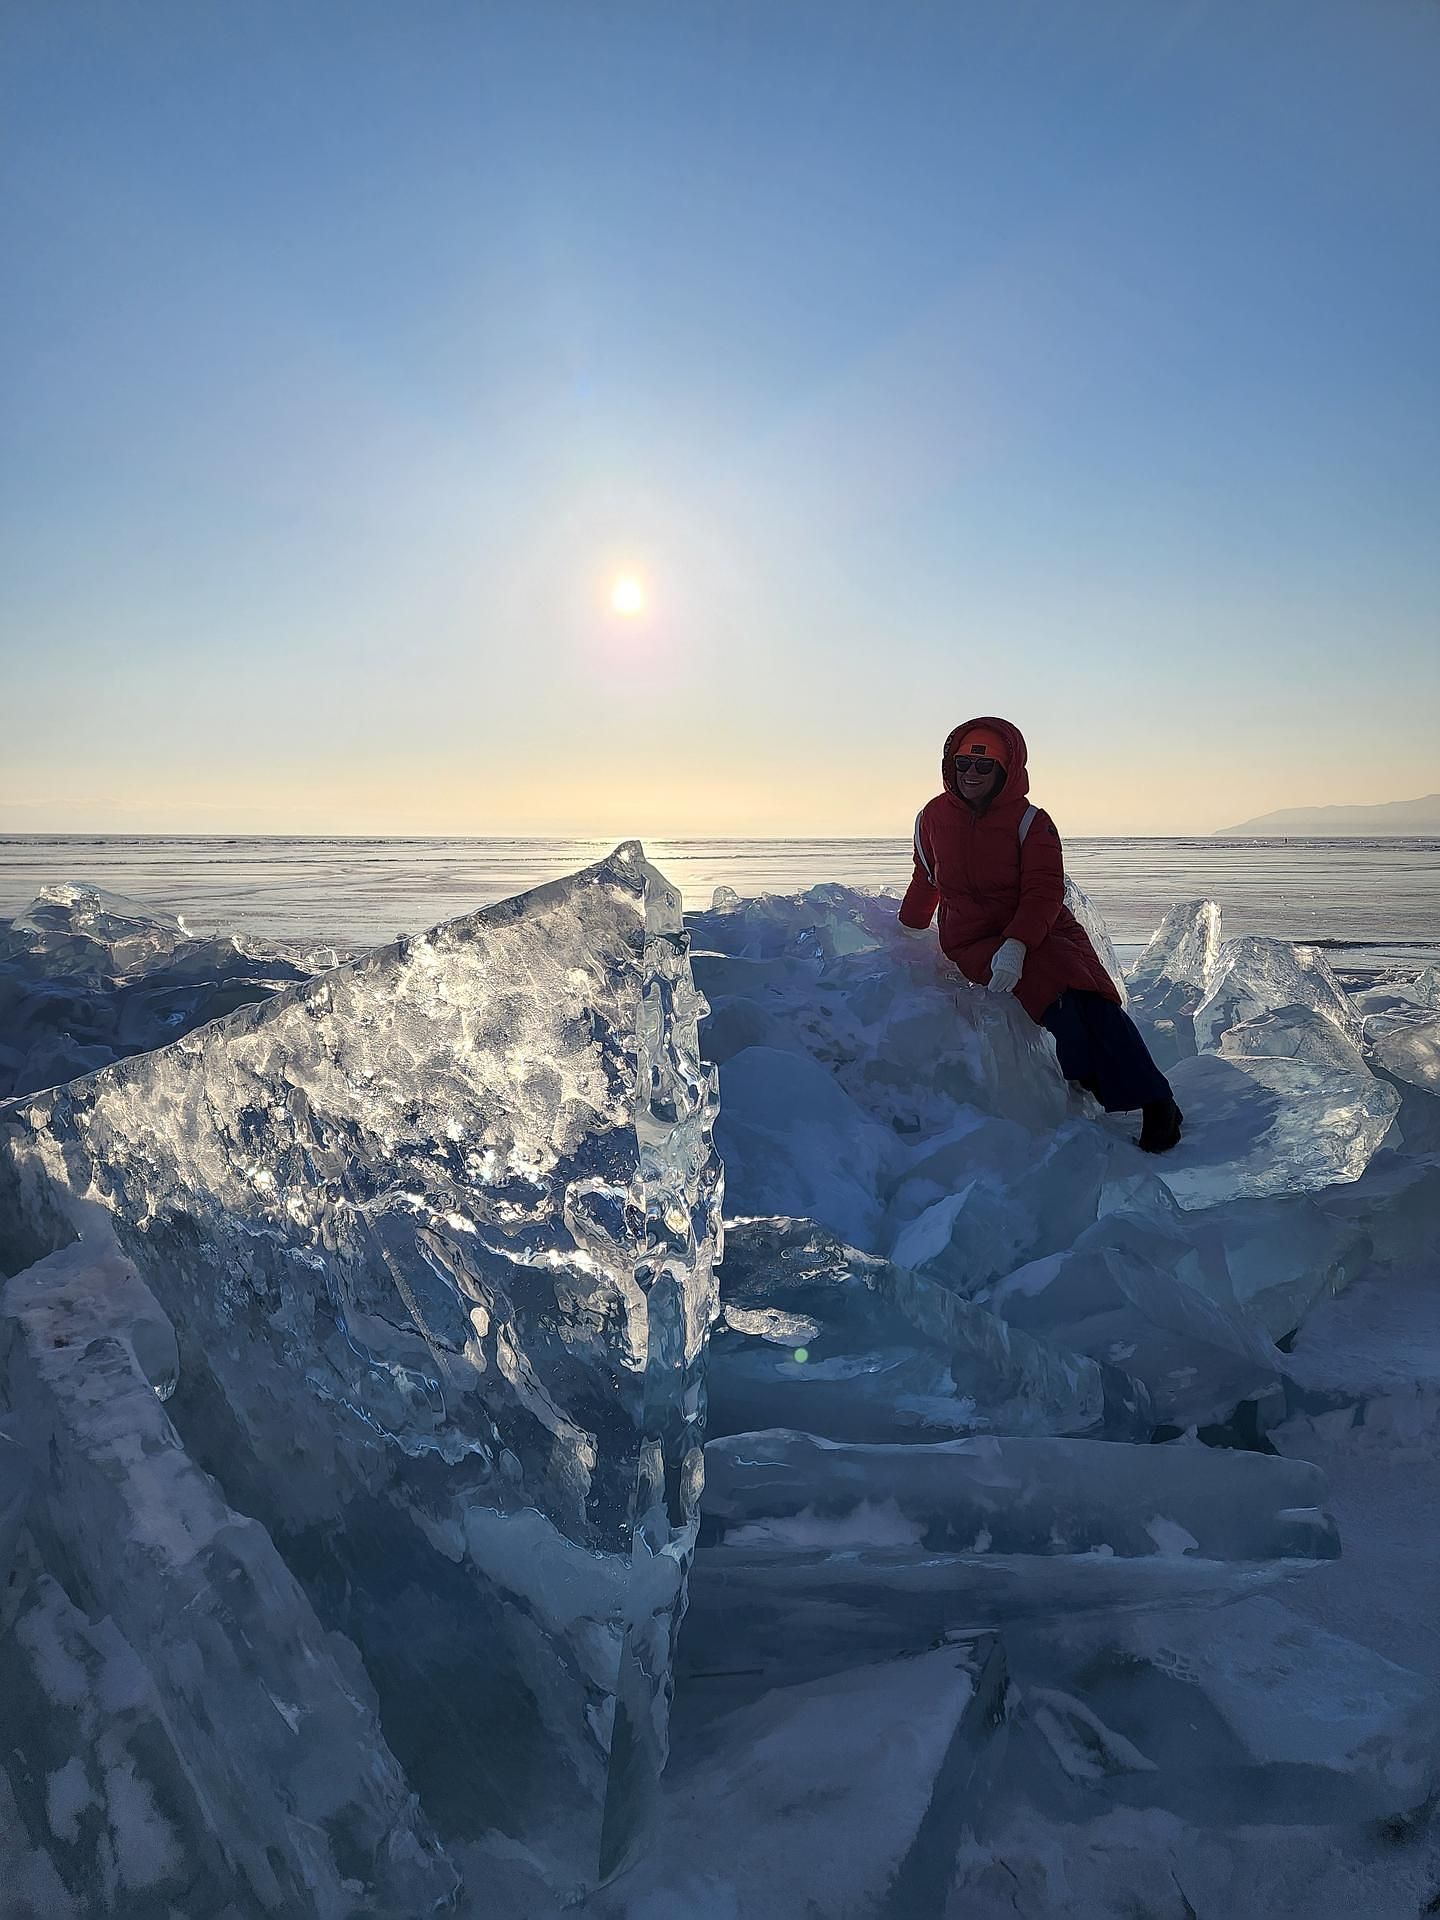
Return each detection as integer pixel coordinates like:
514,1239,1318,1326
895,919,932,963
987,937,1026,994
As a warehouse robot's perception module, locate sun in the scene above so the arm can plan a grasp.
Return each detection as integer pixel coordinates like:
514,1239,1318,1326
610,574,646,617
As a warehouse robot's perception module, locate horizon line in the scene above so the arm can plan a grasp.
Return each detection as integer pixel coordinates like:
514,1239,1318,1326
3,829,1438,845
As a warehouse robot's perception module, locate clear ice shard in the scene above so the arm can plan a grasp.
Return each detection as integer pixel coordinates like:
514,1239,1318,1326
688,882,894,964
1311,1153,1440,1273
1063,877,1128,1006
1162,1007,1398,1208
1087,1174,1370,1346
0,842,721,1887
708,1215,1150,1444
1192,934,1360,1053
0,882,328,1099
1,880,332,983
1364,1009,1440,1151
716,1043,1100,1275
3,882,192,977
701,1429,1335,1563
703,900,1092,1267
985,1231,1285,1432
1125,898,1222,1066
887,1118,1108,1293
1367,1009,1440,1094
1352,965,1440,1019
685,1428,1335,1682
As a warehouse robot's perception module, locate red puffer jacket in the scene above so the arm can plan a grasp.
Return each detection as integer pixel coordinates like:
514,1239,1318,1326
899,715,1120,1024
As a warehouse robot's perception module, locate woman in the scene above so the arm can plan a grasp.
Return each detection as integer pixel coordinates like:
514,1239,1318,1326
899,715,1183,1153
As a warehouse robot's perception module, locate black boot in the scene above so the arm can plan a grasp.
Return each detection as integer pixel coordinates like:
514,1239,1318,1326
1139,1097,1183,1153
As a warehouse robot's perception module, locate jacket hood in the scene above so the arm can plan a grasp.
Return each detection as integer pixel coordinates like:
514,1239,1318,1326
942,715,1030,804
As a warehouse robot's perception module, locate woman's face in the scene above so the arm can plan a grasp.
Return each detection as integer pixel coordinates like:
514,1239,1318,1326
954,752,1001,802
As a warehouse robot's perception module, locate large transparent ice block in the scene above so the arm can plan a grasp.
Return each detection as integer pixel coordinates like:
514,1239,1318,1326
701,1429,1335,1565
1162,1007,1398,1208
1119,1597,1437,1820
1000,1594,1436,1830
683,1429,1336,1681
887,1118,1108,1294
1125,899,1221,1066
0,842,721,1885
2,880,330,985
1192,934,1360,1053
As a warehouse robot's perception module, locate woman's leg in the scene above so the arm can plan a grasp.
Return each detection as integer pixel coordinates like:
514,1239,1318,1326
1041,990,1175,1114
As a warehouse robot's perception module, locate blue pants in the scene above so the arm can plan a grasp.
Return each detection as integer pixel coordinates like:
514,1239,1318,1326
1041,989,1172,1113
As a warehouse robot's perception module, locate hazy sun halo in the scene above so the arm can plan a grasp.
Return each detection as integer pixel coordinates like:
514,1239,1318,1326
610,574,646,616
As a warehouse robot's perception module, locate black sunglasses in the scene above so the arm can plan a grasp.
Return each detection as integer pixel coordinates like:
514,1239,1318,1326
953,753,999,774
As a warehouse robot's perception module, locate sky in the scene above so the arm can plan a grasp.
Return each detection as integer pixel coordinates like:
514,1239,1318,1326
2,0,1438,838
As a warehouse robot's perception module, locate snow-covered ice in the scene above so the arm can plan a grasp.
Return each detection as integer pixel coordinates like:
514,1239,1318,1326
1,858,1437,1917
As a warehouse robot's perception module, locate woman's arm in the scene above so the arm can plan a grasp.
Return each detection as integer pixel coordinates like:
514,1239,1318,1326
1002,809,1066,948
898,806,940,930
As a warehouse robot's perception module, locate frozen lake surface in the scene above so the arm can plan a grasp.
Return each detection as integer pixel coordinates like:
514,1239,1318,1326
2,834,1438,969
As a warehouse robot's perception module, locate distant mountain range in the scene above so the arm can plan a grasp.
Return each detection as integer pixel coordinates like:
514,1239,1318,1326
1215,793,1440,837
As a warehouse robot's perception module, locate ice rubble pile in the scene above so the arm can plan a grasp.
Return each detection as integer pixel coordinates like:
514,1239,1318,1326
690,882,1391,1477
0,883,338,1100
1,863,1438,1917
612,882,1440,1918
0,846,720,1913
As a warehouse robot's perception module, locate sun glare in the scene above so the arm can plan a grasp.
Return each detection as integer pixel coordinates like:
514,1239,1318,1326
610,574,646,617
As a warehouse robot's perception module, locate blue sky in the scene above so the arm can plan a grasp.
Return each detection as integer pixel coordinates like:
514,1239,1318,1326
3,0,1437,834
